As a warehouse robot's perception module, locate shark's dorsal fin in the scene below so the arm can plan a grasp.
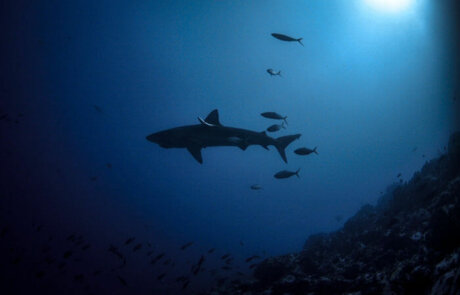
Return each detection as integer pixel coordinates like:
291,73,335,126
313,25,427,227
204,109,222,126
186,146,203,164
198,117,215,127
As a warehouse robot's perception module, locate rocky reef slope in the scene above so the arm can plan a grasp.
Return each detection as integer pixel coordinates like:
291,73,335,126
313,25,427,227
213,132,460,295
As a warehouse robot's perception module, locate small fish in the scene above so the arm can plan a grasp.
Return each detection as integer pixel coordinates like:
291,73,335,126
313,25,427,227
163,258,172,265
245,255,261,263
133,243,142,251
397,173,402,178
106,163,112,169
294,147,318,155
271,33,303,46
180,242,194,250
182,280,190,289
250,184,262,190
412,147,417,152
36,271,45,279
240,240,244,246
261,112,287,124
266,68,281,76
124,237,135,245
90,176,97,181
274,168,300,179
0,114,8,121
249,263,258,269
176,276,188,282
117,275,127,286
63,250,72,259
221,254,231,260
74,274,84,282
146,250,154,256
221,266,232,271
157,273,166,280
93,105,103,113
225,257,233,265
267,122,286,132
151,253,165,264
207,248,215,254
81,244,91,251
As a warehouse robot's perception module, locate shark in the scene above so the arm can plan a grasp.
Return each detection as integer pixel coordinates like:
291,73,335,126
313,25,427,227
146,109,301,164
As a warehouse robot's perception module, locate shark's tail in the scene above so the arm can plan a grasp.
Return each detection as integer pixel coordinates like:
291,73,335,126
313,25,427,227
278,71,282,77
281,122,286,129
313,146,318,155
295,168,301,178
275,134,301,163
283,116,288,125
297,38,303,46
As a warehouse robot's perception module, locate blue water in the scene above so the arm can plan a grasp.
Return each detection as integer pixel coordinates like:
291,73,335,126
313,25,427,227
1,0,459,294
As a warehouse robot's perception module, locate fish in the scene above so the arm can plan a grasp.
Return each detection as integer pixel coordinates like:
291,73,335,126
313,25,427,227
221,254,231,260
397,173,402,178
250,184,262,190
245,255,261,263
81,244,91,251
132,243,142,251
63,250,72,259
117,275,127,286
274,168,300,179
182,280,190,289
151,253,165,264
124,237,135,245
180,242,194,250
208,248,215,254
221,266,232,270
261,112,288,125
267,122,286,133
271,33,303,46
294,147,318,155
266,68,281,76
146,109,300,163
93,105,103,113
157,273,166,280
225,257,233,265
249,263,258,269
106,163,112,169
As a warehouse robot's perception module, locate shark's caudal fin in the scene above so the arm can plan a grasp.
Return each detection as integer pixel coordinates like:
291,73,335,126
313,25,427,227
275,134,301,163
295,168,301,178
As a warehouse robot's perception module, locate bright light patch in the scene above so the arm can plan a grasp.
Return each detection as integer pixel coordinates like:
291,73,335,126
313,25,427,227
364,0,414,13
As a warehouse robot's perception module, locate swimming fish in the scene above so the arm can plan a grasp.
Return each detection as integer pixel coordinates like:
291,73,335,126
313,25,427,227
261,112,288,125
274,168,300,179
267,68,281,76
271,33,303,46
180,242,194,250
250,184,262,190
267,122,286,132
294,147,318,155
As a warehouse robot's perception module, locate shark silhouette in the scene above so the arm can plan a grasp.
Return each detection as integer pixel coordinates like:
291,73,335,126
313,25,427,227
146,109,301,164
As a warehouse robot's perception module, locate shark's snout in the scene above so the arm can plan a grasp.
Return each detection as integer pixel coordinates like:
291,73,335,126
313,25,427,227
146,133,159,143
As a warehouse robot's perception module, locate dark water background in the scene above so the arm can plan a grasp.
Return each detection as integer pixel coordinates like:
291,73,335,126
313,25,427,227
1,0,459,294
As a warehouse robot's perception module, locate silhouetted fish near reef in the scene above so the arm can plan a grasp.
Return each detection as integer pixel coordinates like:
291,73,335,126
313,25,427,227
261,112,288,124
249,263,258,269
93,105,103,113
157,273,166,280
294,147,318,155
245,255,261,263
221,254,231,260
271,33,303,46
124,237,135,245
208,248,215,254
132,243,142,251
180,242,194,250
274,169,300,179
117,275,127,286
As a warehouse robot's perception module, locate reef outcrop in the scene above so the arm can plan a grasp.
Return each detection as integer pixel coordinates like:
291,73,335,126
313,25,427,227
212,132,460,295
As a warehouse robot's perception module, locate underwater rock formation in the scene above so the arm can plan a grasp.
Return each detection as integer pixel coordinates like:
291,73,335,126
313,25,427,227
211,132,460,295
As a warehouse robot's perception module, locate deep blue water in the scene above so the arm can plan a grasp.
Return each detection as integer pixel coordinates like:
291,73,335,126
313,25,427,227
1,0,459,294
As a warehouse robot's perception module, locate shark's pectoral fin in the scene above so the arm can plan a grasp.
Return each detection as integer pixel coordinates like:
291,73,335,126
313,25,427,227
186,146,203,164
